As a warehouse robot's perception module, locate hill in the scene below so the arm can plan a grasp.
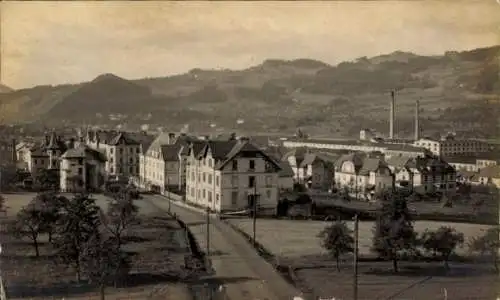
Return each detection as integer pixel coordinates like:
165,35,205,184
0,45,498,138
0,83,13,94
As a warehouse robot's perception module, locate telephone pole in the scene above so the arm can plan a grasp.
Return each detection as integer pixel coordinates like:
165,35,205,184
206,207,210,256
252,183,258,247
167,175,171,213
353,214,359,300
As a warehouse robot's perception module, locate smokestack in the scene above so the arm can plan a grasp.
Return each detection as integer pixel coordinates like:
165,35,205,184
389,90,395,139
414,99,420,141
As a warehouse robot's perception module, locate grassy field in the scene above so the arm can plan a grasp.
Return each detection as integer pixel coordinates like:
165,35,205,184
228,218,494,259
0,192,197,300
227,218,498,300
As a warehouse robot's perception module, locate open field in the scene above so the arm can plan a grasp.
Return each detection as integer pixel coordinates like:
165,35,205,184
227,218,499,300
228,218,495,259
0,192,200,299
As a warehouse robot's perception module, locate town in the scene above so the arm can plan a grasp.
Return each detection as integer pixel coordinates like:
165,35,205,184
0,92,498,299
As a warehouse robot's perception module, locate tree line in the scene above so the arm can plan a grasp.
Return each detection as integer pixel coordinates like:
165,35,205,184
4,188,139,300
318,190,499,273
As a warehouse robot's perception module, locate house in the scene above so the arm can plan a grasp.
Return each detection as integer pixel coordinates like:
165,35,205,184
443,156,479,172
59,146,107,192
277,161,295,191
298,153,337,190
283,147,308,183
476,165,500,187
15,141,35,170
334,153,393,199
185,139,282,213
27,132,68,178
0,139,16,166
387,155,456,194
85,130,154,177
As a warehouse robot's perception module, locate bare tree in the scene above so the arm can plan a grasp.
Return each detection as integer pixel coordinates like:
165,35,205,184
13,203,46,257
81,233,131,300
101,189,139,249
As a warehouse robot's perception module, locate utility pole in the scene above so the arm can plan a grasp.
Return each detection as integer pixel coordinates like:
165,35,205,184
206,207,210,256
353,213,359,300
167,175,171,213
252,183,257,247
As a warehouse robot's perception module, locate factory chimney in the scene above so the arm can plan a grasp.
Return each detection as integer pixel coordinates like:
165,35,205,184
414,99,420,141
389,90,395,139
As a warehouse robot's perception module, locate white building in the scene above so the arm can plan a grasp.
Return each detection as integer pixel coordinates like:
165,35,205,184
334,153,394,199
185,139,282,213
86,130,154,177
59,146,107,192
414,136,490,157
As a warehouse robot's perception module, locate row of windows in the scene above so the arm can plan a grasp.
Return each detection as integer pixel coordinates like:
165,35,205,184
189,188,273,205
188,171,274,188
108,147,140,155
109,165,139,174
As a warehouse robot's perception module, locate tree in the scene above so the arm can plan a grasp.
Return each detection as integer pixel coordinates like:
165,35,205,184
372,190,417,272
35,169,60,191
101,189,138,249
32,192,68,242
468,227,500,272
80,233,131,300
52,193,101,281
317,220,354,271
13,203,46,257
421,226,464,270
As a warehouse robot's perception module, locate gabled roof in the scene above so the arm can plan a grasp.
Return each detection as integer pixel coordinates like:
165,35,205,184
278,161,295,177
386,155,413,169
61,146,106,162
334,152,365,170
188,140,207,157
160,144,181,161
146,132,174,154
199,140,239,160
478,165,500,178
108,132,140,146
358,158,388,176
215,141,282,171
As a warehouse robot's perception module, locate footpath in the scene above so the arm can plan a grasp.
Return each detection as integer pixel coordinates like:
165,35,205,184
144,195,304,300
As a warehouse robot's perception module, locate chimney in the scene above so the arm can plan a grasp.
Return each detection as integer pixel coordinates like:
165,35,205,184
414,99,420,141
389,90,395,139
11,138,16,163
168,133,176,144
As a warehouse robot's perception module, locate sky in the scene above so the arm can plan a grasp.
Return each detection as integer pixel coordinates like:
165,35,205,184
1,1,499,89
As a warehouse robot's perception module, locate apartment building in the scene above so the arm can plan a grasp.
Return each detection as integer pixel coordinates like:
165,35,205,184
27,132,68,177
59,146,107,192
414,136,490,157
185,139,282,213
86,130,154,177
334,153,394,199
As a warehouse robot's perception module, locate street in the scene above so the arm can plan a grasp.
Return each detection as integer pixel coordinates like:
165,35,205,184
143,195,302,300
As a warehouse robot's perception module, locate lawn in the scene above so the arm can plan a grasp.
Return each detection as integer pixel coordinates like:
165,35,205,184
228,218,494,259
227,218,498,300
0,192,198,299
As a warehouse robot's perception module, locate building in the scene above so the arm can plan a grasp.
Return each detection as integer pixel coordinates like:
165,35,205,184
414,136,490,157
0,139,16,166
296,153,337,190
476,165,500,187
334,153,393,199
185,139,282,213
282,138,427,158
444,156,479,172
59,146,107,192
27,132,68,178
277,161,294,191
85,130,154,177
387,156,456,194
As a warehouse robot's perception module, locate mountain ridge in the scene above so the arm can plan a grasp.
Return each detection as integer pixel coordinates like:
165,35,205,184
0,45,498,138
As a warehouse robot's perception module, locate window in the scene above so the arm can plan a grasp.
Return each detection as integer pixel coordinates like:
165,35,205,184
249,160,255,171
110,167,114,173
248,176,255,188
208,192,212,202
78,158,83,165
110,148,114,154
208,174,212,184
129,166,133,173
34,159,38,165
231,175,238,186
203,173,206,182
119,148,123,154
266,189,272,199
129,158,133,164
110,158,114,163
231,191,238,206
203,189,206,198
265,176,272,187
216,176,220,186
208,158,213,168
78,168,83,175
136,166,139,174
216,193,220,203
232,160,238,171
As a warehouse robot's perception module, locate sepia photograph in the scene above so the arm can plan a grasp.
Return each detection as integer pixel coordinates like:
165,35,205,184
0,1,499,299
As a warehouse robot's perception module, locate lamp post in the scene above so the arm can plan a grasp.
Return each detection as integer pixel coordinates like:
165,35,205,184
353,214,359,300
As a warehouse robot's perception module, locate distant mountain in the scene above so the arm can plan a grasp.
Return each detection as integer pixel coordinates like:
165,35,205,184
0,45,498,138
0,83,13,93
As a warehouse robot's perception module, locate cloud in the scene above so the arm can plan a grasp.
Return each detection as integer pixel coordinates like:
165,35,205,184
1,1,499,88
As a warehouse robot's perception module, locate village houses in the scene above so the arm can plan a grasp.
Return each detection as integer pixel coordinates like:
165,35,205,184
59,146,107,192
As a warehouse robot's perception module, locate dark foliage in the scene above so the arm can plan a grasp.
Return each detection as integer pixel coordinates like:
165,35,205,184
420,226,465,270
317,220,355,271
